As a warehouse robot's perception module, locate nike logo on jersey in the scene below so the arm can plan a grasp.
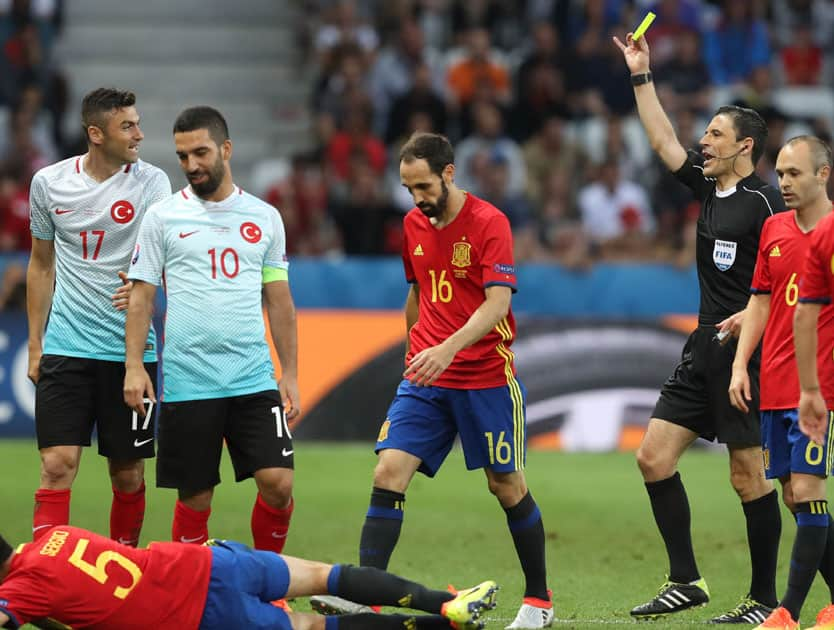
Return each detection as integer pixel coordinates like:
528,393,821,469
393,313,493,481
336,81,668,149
117,537,138,545
134,438,153,447
179,230,199,238
32,524,52,533
271,531,288,539
179,535,205,544
282,448,294,457
54,208,74,215
413,244,424,256
770,245,781,257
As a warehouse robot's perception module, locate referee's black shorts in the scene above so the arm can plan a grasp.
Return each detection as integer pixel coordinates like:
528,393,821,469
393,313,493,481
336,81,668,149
652,325,761,446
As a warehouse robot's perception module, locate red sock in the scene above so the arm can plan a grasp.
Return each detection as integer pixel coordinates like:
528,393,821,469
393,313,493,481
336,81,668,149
251,494,294,554
33,489,70,541
110,482,146,547
172,500,210,545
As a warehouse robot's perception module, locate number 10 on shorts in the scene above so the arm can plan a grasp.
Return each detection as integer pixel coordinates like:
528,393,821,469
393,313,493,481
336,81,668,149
485,431,512,465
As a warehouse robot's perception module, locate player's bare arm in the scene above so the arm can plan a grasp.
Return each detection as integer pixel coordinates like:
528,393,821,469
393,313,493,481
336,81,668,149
404,283,419,360
123,280,156,416
111,271,132,312
0,611,8,626
795,301,828,444
26,237,55,384
729,294,770,413
612,31,686,171
405,285,511,386
264,279,301,419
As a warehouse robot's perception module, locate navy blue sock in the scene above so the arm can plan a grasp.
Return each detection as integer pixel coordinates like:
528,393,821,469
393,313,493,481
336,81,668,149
504,492,549,601
326,615,451,629
781,501,829,621
818,514,834,601
327,564,453,613
359,487,405,570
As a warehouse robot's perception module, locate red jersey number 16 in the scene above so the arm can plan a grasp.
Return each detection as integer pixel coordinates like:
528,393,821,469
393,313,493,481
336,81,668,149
428,269,453,303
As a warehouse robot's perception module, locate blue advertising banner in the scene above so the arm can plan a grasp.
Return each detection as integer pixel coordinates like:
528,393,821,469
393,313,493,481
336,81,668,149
0,313,36,438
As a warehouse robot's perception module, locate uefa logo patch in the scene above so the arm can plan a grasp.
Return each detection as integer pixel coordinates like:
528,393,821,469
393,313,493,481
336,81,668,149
111,200,135,224
240,221,262,243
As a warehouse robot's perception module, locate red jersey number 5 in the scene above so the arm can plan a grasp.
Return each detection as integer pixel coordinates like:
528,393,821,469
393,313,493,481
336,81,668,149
68,538,142,600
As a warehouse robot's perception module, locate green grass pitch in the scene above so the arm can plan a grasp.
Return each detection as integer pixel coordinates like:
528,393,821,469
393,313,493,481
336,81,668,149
0,440,829,629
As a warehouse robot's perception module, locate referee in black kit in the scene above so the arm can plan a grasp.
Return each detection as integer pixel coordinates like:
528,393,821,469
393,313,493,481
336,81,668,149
614,30,786,624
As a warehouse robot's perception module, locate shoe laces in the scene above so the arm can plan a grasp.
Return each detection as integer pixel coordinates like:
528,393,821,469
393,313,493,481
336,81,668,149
722,595,758,618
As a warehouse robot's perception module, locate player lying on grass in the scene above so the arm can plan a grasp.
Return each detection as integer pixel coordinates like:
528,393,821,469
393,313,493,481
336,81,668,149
0,525,497,630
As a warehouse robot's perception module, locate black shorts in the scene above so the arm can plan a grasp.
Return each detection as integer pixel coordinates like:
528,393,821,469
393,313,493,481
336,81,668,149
156,389,293,491
35,355,158,459
652,326,761,445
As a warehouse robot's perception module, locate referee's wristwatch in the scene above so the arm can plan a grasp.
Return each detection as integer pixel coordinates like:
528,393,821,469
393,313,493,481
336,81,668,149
630,71,653,86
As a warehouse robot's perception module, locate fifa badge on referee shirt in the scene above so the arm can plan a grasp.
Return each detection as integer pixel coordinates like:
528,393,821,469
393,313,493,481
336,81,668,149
713,239,737,271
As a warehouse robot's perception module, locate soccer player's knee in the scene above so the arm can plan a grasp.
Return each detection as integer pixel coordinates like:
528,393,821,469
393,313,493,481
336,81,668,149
40,450,78,486
260,476,294,507
729,466,765,498
109,461,144,492
780,481,796,512
287,611,326,630
486,473,523,504
372,459,407,491
635,444,668,479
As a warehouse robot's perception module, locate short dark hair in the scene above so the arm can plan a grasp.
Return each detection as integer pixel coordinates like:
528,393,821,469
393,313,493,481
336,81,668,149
0,535,12,566
786,135,834,171
399,132,454,176
173,106,229,146
714,105,768,165
81,88,136,142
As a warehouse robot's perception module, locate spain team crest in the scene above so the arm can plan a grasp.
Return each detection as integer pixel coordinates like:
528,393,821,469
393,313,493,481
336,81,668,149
451,241,472,268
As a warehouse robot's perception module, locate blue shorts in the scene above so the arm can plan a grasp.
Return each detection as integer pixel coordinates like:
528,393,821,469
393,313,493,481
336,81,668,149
376,379,527,476
761,409,834,479
199,540,291,630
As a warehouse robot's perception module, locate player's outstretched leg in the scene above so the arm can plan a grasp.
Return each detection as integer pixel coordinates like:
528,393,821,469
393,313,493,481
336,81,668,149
292,612,476,629
308,563,497,627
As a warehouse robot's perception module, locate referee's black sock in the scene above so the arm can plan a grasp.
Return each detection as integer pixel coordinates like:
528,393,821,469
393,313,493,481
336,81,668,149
328,564,453,613
326,614,451,629
359,487,405,570
504,491,549,601
743,489,781,608
781,501,829,621
816,514,834,600
645,472,700,584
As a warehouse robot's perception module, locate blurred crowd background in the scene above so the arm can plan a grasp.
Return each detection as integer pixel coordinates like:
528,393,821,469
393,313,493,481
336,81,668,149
2,0,834,286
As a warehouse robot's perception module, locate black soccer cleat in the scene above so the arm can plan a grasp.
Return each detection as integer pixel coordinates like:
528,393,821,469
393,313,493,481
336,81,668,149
630,577,710,619
708,595,772,624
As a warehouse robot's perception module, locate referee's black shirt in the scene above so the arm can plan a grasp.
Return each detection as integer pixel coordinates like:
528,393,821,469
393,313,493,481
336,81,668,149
674,150,787,326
